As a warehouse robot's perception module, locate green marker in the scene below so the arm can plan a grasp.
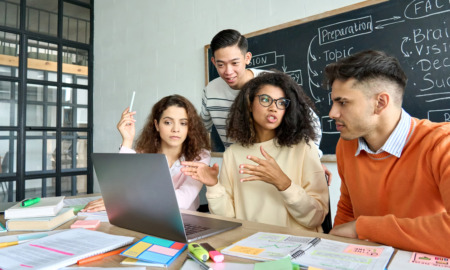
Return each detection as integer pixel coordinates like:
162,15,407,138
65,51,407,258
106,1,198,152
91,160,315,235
188,242,209,262
21,197,40,207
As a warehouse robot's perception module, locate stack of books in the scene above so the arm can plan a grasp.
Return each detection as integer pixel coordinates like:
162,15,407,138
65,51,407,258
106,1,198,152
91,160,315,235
4,196,76,231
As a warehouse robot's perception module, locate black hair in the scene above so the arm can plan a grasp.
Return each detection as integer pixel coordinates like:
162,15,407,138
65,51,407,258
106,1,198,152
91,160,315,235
210,29,248,56
227,71,318,147
323,50,407,100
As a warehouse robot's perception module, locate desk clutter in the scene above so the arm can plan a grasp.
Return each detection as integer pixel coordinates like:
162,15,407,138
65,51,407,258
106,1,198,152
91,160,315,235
121,235,187,267
1,196,449,269
2,196,77,231
0,228,134,269
221,232,395,270
4,196,64,219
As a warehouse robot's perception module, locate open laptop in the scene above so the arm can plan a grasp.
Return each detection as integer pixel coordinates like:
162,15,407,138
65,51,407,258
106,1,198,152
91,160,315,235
92,153,241,243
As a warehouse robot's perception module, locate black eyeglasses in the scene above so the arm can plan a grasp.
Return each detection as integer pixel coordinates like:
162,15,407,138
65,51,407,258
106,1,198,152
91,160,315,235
256,94,290,110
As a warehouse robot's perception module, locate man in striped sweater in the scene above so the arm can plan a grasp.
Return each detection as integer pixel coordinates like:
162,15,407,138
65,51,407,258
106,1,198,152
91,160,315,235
201,29,332,181
326,50,450,257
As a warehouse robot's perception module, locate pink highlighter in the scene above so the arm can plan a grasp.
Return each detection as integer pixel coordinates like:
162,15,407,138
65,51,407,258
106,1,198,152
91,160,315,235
201,242,224,263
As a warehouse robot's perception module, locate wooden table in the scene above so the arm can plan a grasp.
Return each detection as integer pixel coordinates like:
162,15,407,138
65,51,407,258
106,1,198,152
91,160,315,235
1,204,388,269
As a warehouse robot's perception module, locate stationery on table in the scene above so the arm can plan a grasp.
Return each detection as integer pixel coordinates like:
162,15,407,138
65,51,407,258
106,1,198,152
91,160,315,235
201,242,224,263
5,207,75,231
121,257,167,267
77,247,126,265
70,219,101,230
4,196,64,219
221,232,395,270
77,210,109,222
63,195,102,214
188,242,209,261
409,252,450,269
254,257,300,270
58,267,145,270
387,249,450,269
0,230,66,248
180,259,255,270
187,251,212,270
121,235,187,267
21,197,40,207
0,228,134,269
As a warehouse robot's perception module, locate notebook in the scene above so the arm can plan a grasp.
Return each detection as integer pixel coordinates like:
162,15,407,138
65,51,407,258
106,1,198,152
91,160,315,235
121,235,187,267
6,207,76,231
0,228,134,269
92,153,241,243
4,196,64,219
221,232,395,269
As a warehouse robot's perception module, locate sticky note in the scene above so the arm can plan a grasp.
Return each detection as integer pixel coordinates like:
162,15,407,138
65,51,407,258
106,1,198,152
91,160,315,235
254,257,293,270
70,219,101,230
343,245,383,257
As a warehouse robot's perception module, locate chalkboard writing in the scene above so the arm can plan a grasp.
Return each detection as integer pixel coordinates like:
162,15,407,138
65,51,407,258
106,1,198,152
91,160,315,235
206,0,450,154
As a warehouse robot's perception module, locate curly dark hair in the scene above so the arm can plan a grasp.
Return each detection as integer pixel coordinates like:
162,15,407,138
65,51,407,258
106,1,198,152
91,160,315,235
227,71,318,147
135,95,210,161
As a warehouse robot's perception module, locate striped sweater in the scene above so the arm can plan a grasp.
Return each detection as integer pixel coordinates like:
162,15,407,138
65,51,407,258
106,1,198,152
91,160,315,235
201,68,323,154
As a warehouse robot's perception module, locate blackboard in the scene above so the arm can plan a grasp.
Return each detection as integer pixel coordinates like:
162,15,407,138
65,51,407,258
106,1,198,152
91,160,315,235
205,0,450,155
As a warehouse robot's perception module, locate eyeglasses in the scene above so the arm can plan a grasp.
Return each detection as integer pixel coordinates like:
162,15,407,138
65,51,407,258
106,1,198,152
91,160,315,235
256,94,290,110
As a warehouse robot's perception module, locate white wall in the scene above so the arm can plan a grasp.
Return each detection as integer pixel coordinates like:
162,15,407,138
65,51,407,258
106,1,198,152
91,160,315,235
93,0,365,222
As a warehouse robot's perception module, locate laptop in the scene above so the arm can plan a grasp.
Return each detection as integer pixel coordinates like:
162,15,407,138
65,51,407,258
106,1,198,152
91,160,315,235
92,153,241,243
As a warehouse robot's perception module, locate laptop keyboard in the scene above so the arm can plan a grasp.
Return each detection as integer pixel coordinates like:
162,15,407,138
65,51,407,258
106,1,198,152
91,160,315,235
184,223,209,235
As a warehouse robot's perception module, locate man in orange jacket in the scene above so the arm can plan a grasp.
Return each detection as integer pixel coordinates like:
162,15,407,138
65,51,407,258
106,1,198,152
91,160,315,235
325,50,450,257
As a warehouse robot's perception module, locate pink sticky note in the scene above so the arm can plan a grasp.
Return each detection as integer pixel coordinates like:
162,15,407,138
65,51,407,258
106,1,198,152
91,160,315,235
70,219,101,230
148,245,179,257
343,245,383,257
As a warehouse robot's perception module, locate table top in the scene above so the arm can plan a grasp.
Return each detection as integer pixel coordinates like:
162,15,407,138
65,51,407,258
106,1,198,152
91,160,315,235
0,202,388,270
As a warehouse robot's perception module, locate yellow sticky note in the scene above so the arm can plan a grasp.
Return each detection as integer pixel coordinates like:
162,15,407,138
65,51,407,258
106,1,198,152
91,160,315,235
229,245,265,255
122,242,152,257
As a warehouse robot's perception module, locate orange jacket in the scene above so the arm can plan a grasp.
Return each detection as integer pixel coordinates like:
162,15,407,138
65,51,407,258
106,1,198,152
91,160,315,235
334,118,450,257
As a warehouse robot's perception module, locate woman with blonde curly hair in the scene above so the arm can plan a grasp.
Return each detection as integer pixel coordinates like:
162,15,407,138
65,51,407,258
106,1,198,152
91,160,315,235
84,95,210,212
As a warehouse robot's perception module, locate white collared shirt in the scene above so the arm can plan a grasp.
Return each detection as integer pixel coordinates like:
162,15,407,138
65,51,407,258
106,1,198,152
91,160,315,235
356,109,411,158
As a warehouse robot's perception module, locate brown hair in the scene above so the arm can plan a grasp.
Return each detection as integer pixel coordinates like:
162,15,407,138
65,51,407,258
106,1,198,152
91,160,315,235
135,95,210,161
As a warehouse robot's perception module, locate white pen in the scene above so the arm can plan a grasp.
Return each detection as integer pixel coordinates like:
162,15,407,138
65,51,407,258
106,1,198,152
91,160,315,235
129,91,136,112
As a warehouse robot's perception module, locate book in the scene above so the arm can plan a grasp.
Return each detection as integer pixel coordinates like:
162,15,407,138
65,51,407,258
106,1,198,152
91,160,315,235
221,232,395,270
0,230,66,244
121,257,165,267
6,208,75,231
388,249,450,269
121,235,187,267
0,222,6,233
0,228,134,270
70,219,101,230
4,196,65,219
